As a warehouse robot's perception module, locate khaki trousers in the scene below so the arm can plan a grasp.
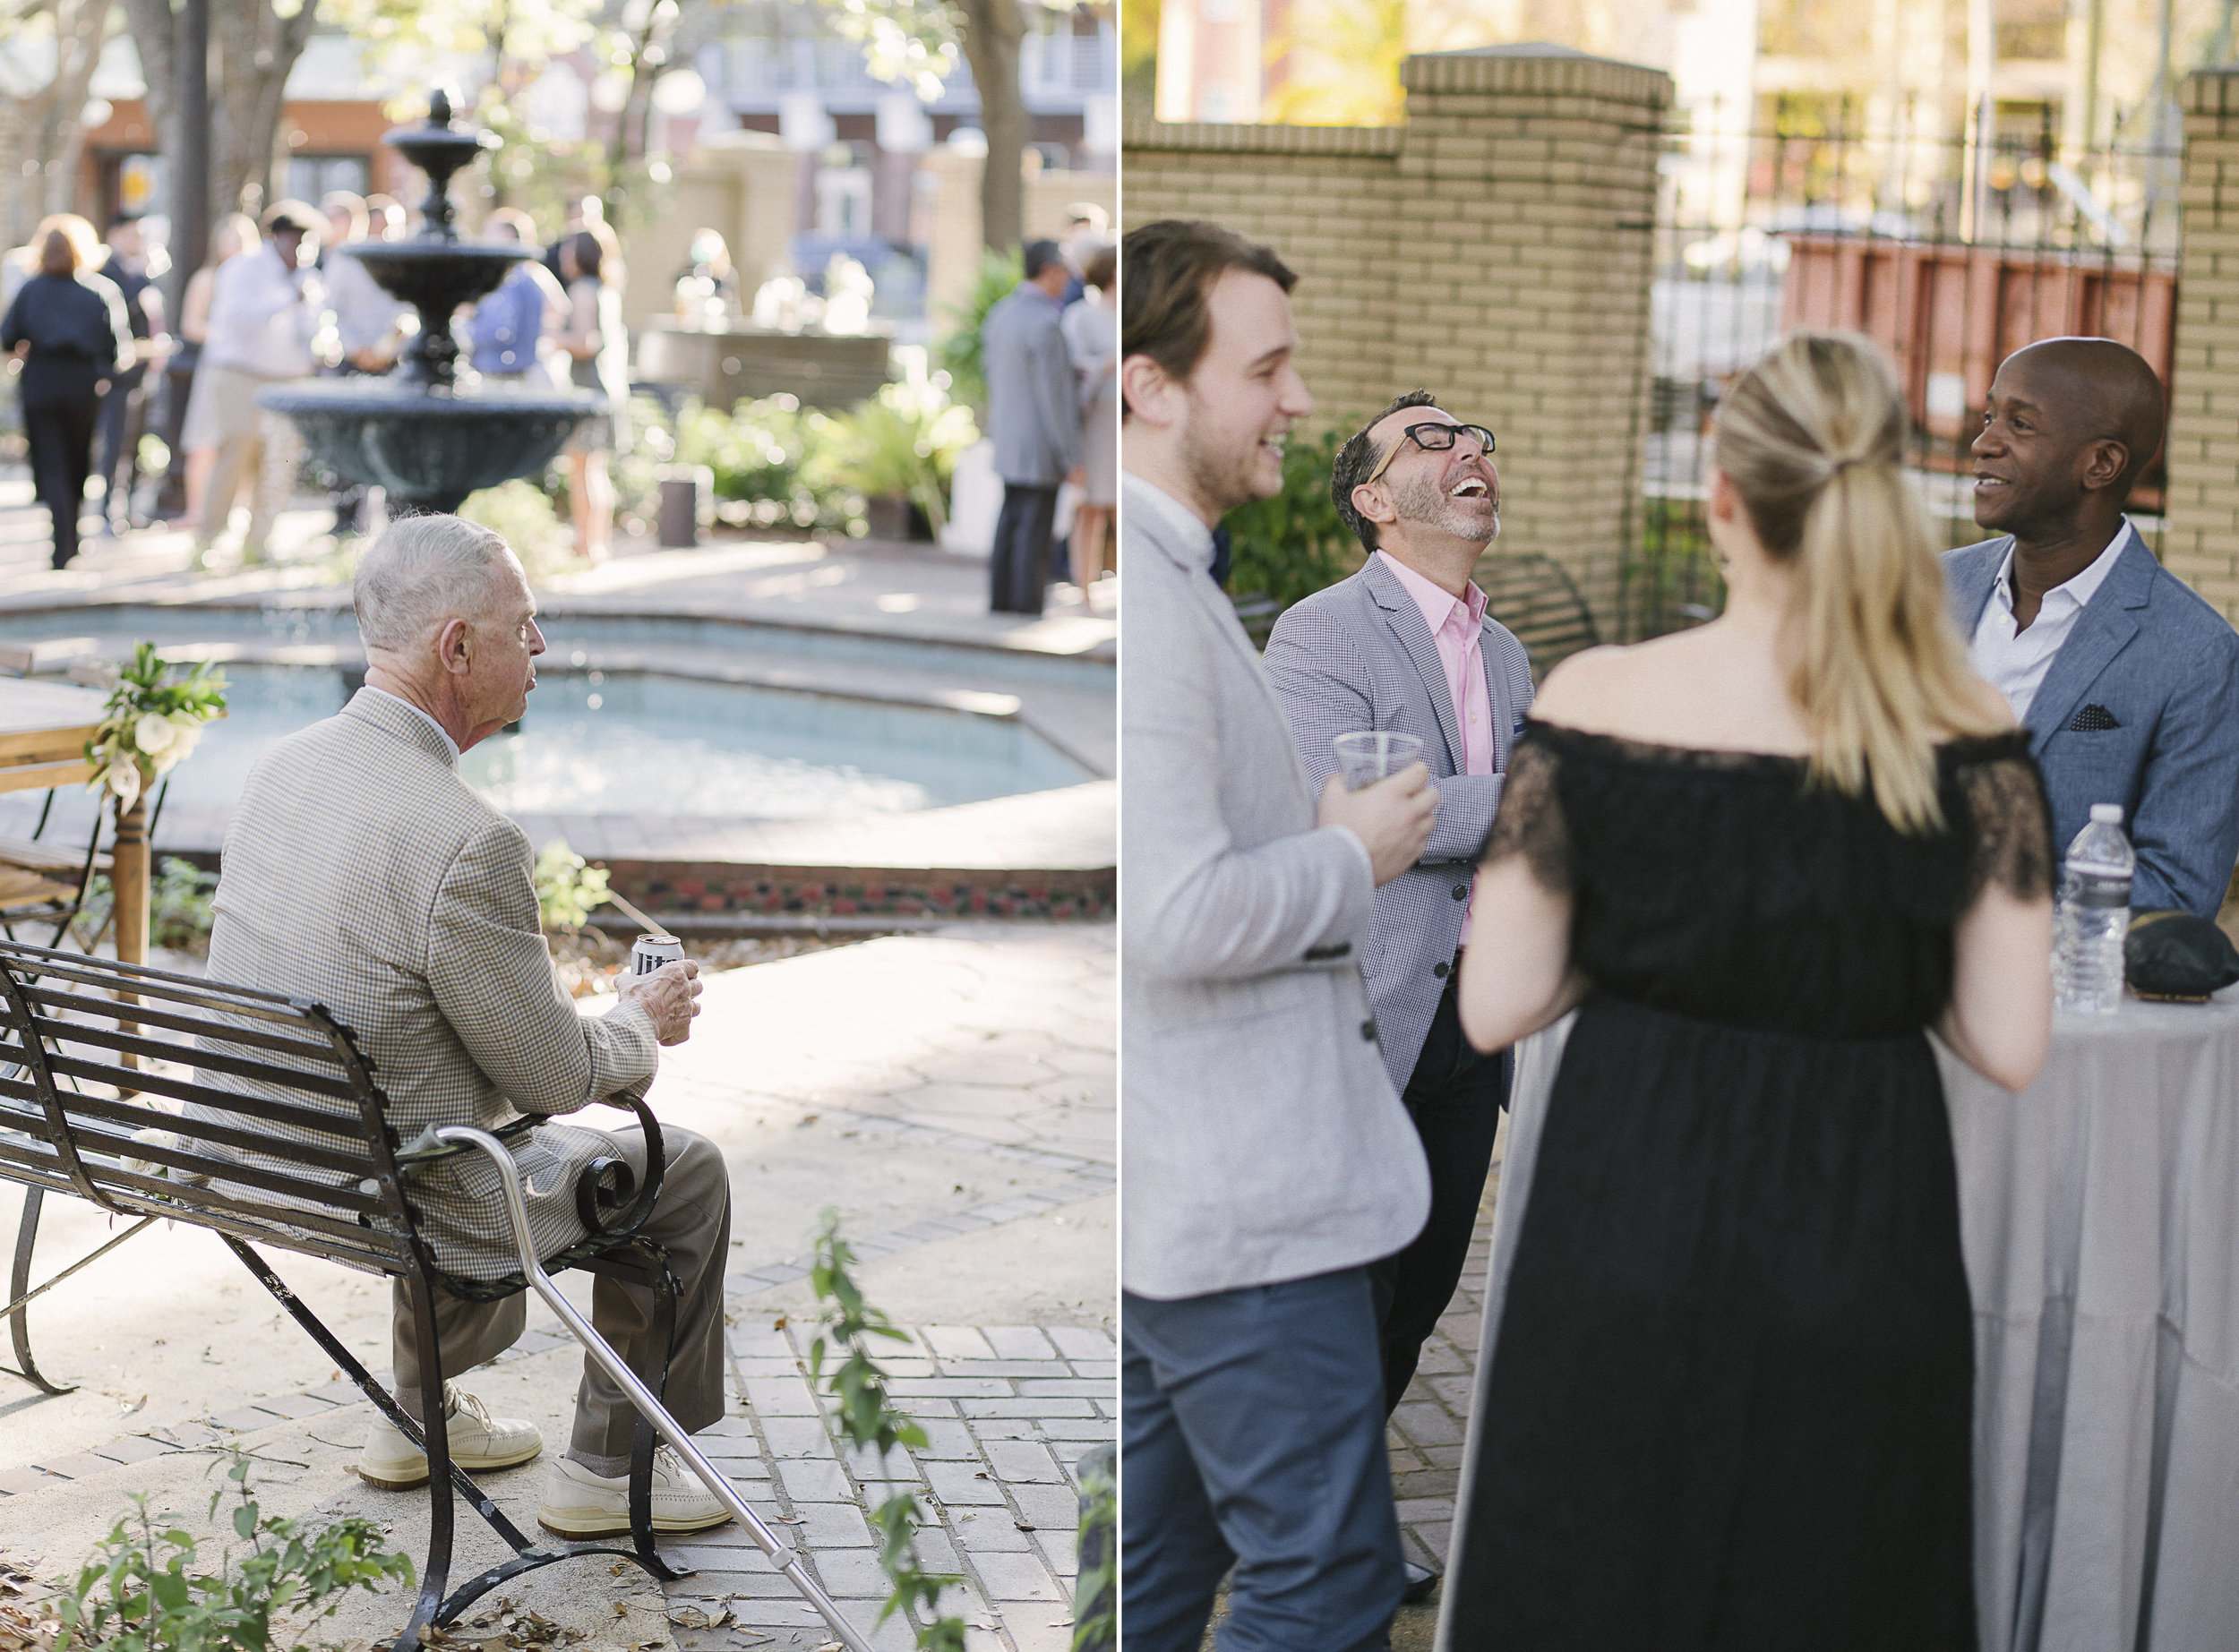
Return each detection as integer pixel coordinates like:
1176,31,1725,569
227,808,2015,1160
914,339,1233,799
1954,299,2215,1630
391,1123,732,1473
194,380,299,557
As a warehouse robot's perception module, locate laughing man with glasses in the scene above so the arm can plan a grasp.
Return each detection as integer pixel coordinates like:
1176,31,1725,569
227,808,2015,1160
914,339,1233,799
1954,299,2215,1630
1263,389,1534,1604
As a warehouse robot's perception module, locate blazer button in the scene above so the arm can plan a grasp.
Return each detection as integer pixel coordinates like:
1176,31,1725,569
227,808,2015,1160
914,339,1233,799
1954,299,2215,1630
1433,961,1450,979
1360,1018,1377,1041
1452,884,1468,900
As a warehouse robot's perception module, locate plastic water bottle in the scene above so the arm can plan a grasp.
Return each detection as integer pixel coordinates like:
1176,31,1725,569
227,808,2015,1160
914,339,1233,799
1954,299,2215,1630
2053,803,2135,1014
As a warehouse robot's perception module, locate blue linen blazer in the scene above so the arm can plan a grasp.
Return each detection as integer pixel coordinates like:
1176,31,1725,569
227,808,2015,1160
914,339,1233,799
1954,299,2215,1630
1944,529,2239,916
1265,557,1535,1093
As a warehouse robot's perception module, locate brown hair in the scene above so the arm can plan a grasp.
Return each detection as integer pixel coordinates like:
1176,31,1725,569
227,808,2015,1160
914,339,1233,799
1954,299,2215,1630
1714,331,2007,832
30,214,98,278
1083,244,1116,293
1333,389,1439,551
1120,220,1296,415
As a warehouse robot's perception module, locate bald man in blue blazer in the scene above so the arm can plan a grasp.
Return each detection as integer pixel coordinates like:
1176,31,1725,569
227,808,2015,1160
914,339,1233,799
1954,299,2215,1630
1946,338,2239,918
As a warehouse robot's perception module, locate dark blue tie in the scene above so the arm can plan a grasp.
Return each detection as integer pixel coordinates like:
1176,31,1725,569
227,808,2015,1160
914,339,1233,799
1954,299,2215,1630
1209,526,1232,589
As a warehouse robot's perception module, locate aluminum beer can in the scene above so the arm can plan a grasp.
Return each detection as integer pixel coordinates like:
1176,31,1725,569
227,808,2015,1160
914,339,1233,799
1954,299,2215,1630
630,933,685,976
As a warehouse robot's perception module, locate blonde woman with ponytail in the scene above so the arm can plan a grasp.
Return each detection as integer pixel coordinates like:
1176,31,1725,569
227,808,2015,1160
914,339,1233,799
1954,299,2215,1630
1437,333,2054,1651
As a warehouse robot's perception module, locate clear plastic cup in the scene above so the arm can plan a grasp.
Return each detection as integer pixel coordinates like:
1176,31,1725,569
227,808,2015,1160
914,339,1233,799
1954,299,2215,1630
1334,731,1426,790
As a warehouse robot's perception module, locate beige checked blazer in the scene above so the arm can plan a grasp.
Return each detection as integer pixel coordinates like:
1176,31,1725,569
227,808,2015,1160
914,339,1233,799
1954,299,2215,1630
193,689,661,1280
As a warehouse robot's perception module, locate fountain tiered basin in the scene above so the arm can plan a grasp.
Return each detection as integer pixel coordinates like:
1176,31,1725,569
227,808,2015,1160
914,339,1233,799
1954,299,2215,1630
258,90,600,513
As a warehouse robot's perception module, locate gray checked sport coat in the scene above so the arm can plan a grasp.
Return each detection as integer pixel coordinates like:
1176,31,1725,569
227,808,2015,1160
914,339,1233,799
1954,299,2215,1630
1121,473,1430,1302
1265,557,1534,1094
980,282,1085,486
1945,527,2239,917
193,689,662,1280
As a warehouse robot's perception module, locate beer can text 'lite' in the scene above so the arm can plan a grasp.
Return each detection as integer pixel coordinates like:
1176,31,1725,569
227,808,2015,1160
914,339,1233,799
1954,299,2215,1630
631,934,685,976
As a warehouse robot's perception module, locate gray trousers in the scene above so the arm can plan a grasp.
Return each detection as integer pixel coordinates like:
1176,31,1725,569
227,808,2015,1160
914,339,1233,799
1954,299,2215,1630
392,1124,732,1473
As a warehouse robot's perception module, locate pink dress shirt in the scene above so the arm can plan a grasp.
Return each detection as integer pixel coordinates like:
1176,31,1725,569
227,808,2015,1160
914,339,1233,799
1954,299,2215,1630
1376,550,1493,944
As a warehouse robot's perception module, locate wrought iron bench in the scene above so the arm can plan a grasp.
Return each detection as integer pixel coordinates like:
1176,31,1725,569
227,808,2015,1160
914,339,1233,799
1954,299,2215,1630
1473,552,1602,681
0,938,870,1652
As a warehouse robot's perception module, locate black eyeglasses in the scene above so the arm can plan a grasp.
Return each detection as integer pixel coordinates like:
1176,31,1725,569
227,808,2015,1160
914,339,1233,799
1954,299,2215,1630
1363,422,1496,485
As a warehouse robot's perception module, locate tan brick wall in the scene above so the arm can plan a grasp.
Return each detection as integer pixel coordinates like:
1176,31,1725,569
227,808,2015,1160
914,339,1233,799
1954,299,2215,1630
1124,47,1672,628
922,155,1121,331
2172,69,2239,623
618,133,802,335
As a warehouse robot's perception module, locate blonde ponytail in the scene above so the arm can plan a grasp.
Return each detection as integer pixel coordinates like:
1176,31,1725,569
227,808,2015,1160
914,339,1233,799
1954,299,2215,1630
1713,332,2006,832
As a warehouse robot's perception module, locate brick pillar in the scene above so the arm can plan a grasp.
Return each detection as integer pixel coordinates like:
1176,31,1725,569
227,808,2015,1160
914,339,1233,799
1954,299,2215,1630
2170,69,2239,623
1394,48,1671,621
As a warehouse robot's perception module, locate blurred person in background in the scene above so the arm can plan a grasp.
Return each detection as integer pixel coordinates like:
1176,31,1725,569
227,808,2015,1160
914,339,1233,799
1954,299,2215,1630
1060,203,1108,305
317,191,410,536
189,202,322,567
468,210,568,383
174,211,259,528
364,194,407,241
671,228,741,322
556,225,627,562
1062,242,1118,608
91,213,167,534
981,239,1085,615
0,215,133,569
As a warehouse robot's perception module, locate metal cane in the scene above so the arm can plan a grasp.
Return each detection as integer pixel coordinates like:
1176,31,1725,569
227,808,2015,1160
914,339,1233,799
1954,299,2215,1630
433,1126,875,1652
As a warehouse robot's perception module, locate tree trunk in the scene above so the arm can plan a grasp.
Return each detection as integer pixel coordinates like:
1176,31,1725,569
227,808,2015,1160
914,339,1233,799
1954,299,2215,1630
120,0,319,231
7,0,114,244
957,0,1025,253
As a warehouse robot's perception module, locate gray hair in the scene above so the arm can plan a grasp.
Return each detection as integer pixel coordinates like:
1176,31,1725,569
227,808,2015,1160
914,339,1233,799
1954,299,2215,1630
353,515,517,652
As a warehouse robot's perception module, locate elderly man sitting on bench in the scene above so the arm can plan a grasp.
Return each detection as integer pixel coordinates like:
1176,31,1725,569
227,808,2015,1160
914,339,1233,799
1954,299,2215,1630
198,512,731,1538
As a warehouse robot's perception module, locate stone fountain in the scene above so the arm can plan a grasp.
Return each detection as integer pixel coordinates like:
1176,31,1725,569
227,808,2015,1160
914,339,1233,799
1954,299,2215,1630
258,91,599,514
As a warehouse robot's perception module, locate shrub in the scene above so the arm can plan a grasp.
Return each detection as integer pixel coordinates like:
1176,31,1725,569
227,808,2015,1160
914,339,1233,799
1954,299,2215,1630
460,478,579,580
533,839,612,931
1220,426,1357,612
809,1213,965,1651
56,1451,414,1652
828,381,980,537
932,249,1023,422
656,395,863,536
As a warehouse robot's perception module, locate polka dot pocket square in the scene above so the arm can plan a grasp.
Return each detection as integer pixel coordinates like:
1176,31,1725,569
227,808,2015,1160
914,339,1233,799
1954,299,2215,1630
2068,703,2122,732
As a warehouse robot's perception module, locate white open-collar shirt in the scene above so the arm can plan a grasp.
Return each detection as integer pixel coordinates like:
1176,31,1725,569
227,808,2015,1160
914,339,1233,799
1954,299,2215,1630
1969,521,2133,726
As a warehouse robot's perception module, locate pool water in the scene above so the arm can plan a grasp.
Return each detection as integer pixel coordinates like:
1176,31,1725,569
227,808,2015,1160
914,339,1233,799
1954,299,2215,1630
166,664,1089,819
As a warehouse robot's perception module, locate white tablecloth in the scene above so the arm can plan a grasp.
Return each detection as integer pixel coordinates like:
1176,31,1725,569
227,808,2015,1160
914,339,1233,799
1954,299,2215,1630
1459,991,2239,1652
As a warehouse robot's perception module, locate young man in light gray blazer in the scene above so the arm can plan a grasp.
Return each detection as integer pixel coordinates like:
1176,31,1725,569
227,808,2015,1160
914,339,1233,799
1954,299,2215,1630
1264,392,1532,1599
1946,337,2239,917
1120,220,1441,1652
197,515,731,1539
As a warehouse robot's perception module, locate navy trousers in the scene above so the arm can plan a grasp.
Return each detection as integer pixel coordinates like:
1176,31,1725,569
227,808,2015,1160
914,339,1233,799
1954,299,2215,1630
990,482,1059,615
1122,1268,1403,1652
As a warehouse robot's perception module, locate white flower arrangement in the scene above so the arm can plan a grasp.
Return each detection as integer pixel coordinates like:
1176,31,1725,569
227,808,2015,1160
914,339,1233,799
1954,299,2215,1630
83,644,228,814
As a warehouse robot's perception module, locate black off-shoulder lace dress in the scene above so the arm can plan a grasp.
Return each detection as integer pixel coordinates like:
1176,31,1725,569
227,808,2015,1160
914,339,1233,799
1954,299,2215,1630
1442,721,2052,1651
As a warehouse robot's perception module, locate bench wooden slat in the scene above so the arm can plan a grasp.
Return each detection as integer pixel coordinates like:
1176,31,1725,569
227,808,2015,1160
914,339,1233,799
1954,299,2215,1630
0,836,107,877
0,1132,391,1240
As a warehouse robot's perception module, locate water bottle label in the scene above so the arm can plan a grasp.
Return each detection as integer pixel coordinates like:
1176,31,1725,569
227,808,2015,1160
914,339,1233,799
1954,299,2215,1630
2071,873,2131,911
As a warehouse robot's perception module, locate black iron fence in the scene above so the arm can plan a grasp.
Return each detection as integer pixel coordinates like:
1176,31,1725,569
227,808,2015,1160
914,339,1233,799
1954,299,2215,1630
1626,99,2183,639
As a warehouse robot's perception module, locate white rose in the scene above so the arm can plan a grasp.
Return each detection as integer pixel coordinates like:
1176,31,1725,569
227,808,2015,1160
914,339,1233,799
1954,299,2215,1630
106,757,141,810
165,715,203,762
133,712,176,756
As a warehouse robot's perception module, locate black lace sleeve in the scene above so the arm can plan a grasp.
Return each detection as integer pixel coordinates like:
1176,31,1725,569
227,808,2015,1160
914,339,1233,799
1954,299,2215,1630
1956,747,2055,903
1478,732,1570,894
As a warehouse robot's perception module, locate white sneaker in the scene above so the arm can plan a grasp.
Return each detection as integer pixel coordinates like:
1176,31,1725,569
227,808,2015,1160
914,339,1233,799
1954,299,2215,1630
356,1385,545,1490
536,1446,734,1537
